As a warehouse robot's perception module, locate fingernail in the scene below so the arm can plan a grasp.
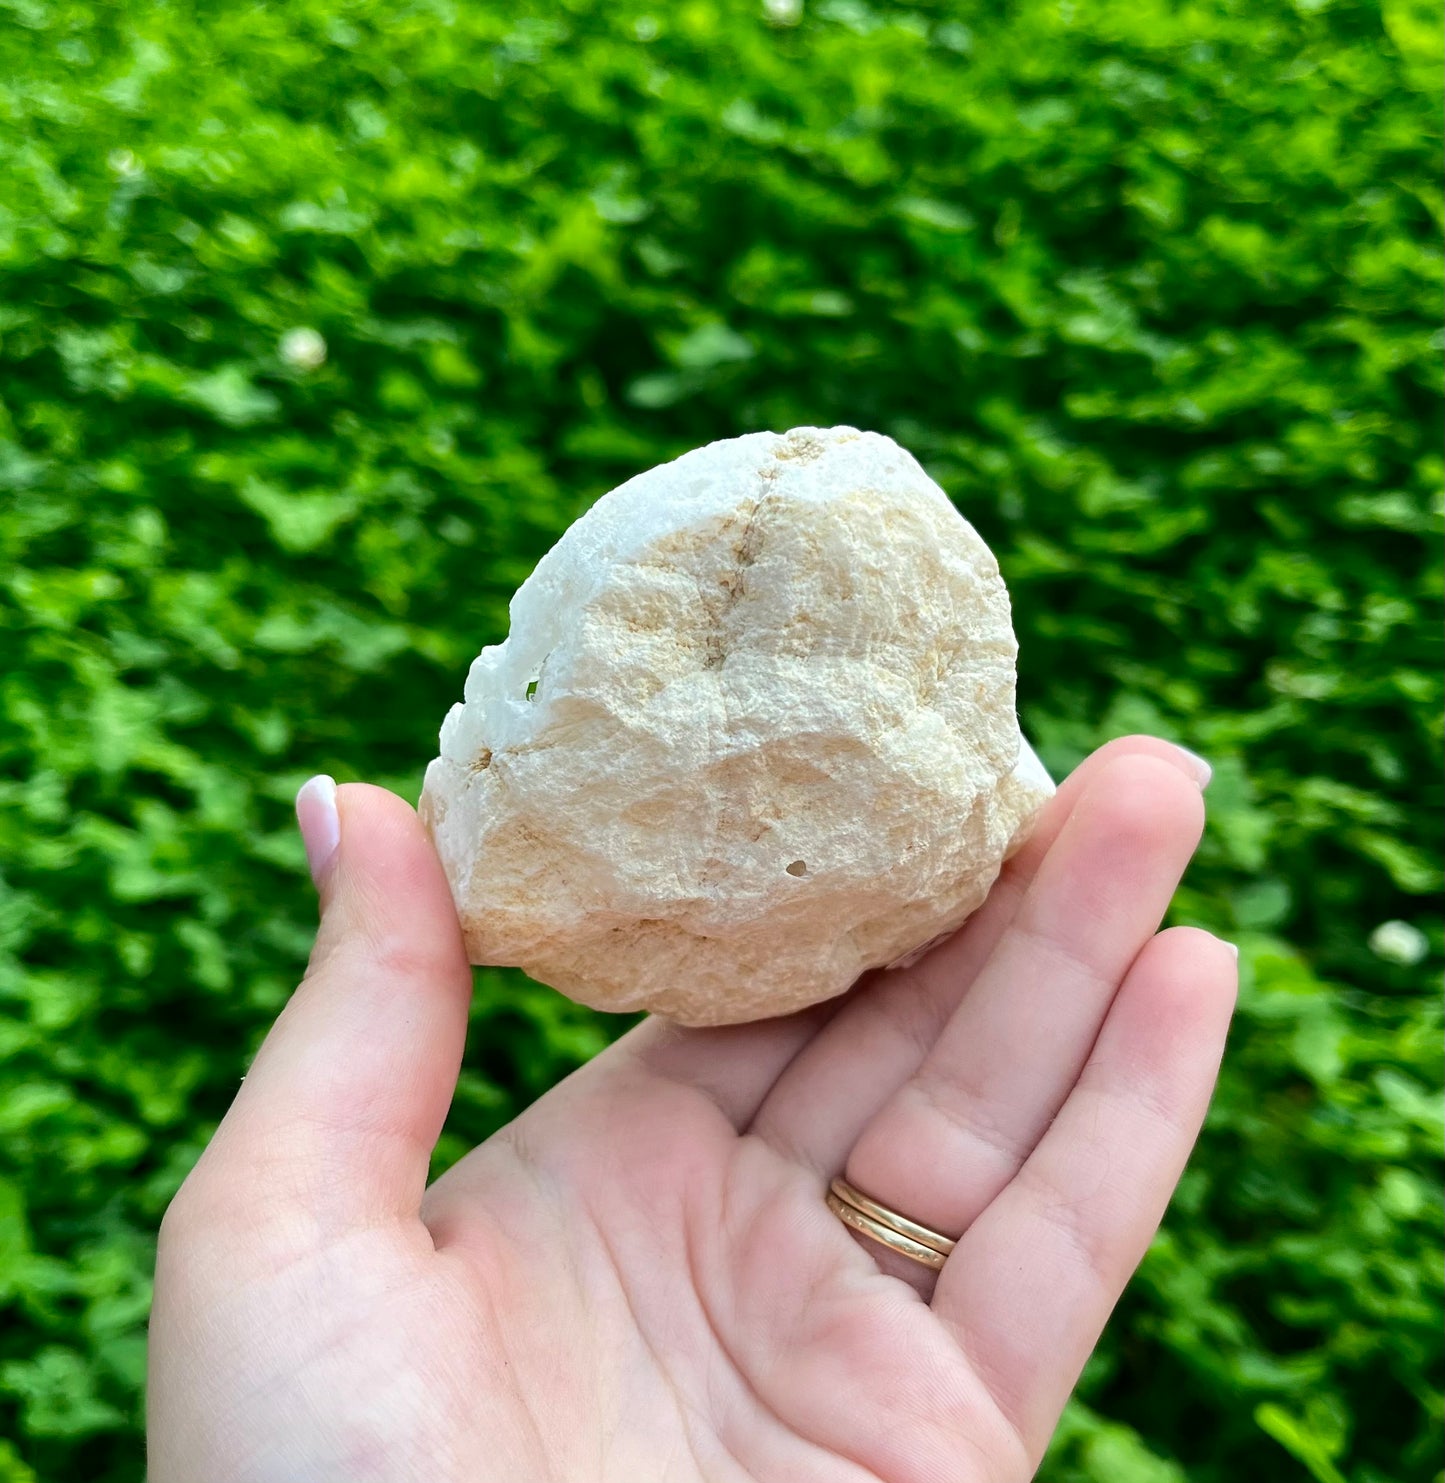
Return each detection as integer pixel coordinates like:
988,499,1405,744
296,775,340,887
1221,937,1239,960
1174,746,1212,789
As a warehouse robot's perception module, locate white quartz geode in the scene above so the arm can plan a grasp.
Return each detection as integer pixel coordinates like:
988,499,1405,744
420,426,1053,1026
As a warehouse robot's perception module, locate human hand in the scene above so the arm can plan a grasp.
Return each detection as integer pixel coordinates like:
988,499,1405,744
148,735,1234,1482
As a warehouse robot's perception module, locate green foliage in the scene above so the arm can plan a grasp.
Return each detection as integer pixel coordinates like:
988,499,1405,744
1,0,1440,1478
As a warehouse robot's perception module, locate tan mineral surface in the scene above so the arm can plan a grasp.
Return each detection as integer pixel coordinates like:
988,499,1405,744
420,426,1053,1026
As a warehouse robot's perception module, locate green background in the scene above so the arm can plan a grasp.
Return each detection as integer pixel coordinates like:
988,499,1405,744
1,0,1441,1478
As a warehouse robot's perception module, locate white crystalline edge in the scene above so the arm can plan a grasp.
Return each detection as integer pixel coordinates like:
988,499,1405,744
1011,736,1053,799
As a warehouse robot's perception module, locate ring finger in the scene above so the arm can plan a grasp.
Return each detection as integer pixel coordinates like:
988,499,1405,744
838,753,1205,1291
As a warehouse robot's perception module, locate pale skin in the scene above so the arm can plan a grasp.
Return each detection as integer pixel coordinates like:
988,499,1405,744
147,735,1236,1483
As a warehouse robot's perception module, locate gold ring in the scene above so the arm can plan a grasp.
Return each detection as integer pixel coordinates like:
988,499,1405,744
827,1178,957,1271
830,1178,957,1256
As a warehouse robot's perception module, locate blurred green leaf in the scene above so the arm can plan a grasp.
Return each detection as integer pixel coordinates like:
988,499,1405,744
1,0,1439,1477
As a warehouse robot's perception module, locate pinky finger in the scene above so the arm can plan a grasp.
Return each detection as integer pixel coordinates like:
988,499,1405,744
931,926,1237,1462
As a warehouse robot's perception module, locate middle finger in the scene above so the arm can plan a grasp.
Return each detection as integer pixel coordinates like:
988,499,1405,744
840,751,1205,1272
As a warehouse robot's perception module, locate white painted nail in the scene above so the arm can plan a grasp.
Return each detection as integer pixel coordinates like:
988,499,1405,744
1175,746,1212,789
295,775,340,887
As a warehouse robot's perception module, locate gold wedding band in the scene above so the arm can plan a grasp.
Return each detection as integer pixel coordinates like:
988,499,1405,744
827,1177,957,1272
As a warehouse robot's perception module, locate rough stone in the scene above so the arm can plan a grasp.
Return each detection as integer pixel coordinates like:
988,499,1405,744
420,426,1054,1026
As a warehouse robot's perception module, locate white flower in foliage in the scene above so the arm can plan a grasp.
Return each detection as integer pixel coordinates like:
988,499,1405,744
1369,920,1428,966
762,0,802,24
279,327,327,372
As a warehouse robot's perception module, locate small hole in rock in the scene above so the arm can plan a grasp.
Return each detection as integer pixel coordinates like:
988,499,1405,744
525,678,538,700
785,859,808,877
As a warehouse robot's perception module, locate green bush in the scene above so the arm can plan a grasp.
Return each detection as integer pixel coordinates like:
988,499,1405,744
1,0,1439,1478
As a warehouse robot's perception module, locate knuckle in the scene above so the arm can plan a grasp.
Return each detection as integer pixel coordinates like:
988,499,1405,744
907,1073,1034,1170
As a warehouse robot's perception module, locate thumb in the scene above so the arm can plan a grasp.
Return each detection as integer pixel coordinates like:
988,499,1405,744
218,777,474,1224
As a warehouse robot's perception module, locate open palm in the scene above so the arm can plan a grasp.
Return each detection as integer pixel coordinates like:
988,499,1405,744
148,736,1234,1483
